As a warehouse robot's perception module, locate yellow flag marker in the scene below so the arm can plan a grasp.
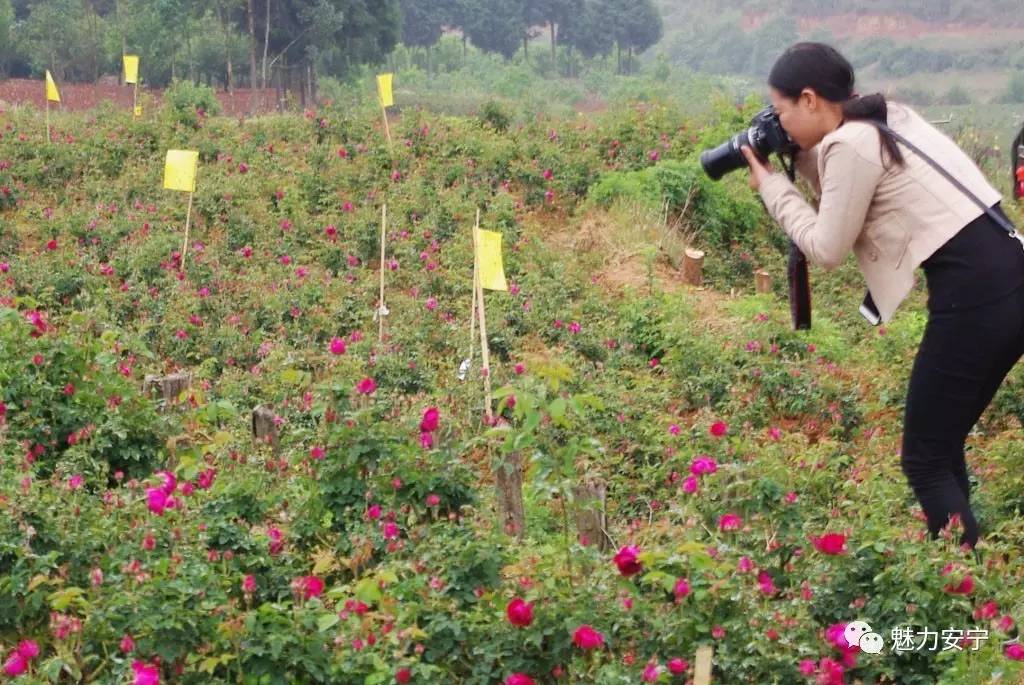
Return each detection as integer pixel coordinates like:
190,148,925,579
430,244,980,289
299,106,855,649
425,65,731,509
376,73,394,145
123,55,139,84
377,73,394,107
163,150,199,273
45,70,60,102
44,70,60,143
124,55,141,117
163,150,199,192
475,229,508,291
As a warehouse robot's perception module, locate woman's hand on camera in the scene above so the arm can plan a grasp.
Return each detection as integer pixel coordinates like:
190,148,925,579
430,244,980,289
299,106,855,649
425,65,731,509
741,146,774,191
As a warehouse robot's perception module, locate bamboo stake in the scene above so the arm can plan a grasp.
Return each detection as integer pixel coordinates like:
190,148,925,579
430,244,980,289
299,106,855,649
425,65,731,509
180,192,194,273
381,102,392,146
378,204,387,342
472,209,493,423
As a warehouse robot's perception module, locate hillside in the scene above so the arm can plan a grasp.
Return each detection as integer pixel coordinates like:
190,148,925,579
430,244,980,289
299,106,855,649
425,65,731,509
655,0,1024,105
1,82,1024,684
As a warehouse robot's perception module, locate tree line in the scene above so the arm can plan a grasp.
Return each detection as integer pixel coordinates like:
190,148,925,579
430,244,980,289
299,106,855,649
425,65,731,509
0,0,662,91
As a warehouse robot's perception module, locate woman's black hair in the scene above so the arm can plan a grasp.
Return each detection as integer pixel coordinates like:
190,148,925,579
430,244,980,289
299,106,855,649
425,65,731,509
768,42,904,168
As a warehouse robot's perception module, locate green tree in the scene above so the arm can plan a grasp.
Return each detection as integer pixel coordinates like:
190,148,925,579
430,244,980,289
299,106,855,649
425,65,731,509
400,0,444,49
560,0,615,60
525,0,582,60
612,0,662,74
0,0,13,77
319,0,401,76
399,0,446,73
463,0,525,60
22,0,109,81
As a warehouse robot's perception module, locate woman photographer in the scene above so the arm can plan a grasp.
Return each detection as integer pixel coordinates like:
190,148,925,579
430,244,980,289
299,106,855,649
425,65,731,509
742,42,1024,552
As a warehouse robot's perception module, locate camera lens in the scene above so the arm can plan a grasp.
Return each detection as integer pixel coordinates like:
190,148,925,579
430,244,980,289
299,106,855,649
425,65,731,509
700,129,752,180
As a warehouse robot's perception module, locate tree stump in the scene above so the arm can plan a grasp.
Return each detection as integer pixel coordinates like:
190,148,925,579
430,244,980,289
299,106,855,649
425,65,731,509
755,269,772,294
682,248,705,286
495,452,526,540
573,480,608,551
252,405,280,454
143,373,192,407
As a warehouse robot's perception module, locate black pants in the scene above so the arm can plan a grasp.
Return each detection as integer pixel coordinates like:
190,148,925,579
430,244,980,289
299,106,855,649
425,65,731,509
901,284,1024,548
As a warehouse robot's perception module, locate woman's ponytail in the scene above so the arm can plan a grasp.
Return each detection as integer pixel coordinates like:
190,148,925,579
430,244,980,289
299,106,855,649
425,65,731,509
841,93,904,168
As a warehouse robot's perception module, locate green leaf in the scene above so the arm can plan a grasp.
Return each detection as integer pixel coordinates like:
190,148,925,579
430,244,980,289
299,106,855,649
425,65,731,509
199,657,222,674
492,385,516,399
317,613,340,632
354,577,383,605
364,673,389,685
47,586,86,611
548,397,567,422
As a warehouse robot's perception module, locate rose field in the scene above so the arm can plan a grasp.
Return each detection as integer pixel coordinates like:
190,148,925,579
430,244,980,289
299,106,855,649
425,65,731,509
1,82,1024,685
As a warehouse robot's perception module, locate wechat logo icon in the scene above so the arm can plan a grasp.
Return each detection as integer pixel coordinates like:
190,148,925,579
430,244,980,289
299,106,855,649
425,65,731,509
845,620,884,655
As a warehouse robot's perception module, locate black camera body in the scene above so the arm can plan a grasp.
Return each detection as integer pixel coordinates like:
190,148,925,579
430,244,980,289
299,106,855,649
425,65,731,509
700,106,799,180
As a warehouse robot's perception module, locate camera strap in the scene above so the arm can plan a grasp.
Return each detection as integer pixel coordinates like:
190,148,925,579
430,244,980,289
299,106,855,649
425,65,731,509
873,121,1023,243
853,121,1023,326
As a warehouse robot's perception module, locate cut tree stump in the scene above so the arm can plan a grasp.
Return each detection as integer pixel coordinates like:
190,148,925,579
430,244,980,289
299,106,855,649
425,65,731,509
682,248,705,286
143,373,192,407
573,480,608,551
755,269,772,294
495,452,525,540
252,405,280,454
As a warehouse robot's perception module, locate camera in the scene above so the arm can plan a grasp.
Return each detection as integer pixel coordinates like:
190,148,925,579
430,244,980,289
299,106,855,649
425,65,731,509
700,106,799,180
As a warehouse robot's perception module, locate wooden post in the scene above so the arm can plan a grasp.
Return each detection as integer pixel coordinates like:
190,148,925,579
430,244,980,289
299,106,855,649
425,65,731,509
472,209,493,423
143,373,192,408
46,99,50,143
682,247,705,286
133,81,140,118
573,480,608,550
252,405,280,454
495,451,526,540
755,269,772,294
378,204,387,342
694,645,713,685
180,191,194,273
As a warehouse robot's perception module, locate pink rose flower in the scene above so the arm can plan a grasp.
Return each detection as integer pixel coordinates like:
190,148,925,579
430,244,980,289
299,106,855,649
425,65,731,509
690,455,717,476
718,513,742,531
812,532,848,555
506,598,534,627
3,653,27,677
506,674,535,685
613,545,642,576
419,407,439,432
572,625,604,649
131,660,160,685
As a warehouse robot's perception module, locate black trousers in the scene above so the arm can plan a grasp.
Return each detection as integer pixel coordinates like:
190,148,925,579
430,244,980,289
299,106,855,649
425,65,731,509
900,283,1024,548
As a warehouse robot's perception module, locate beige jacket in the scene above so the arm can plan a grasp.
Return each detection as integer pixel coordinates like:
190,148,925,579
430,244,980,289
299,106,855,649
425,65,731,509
758,102,1002,323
